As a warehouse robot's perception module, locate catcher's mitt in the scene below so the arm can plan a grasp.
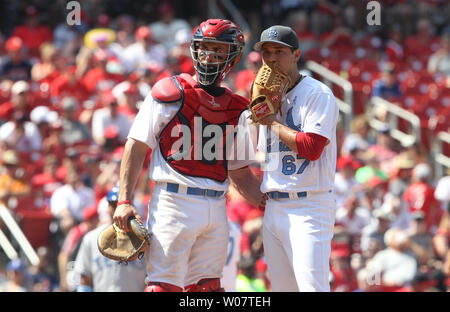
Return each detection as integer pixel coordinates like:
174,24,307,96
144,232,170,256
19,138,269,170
249,62,291,123
97,217,150,264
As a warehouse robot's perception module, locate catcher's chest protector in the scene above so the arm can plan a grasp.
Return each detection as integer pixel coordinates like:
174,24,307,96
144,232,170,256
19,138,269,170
159,75,248,182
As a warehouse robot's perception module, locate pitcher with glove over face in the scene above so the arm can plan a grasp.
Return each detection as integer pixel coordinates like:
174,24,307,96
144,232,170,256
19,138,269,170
251,25,339,292
248,61,291,123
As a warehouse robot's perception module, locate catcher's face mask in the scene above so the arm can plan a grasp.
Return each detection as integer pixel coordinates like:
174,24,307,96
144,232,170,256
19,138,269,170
190,19,244,86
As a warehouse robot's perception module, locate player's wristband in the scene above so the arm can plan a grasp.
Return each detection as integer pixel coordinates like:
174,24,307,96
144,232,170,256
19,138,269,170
117,200,132,207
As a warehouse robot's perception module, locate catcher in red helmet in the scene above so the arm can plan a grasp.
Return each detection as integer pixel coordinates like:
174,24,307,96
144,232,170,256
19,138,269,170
112,19,266,292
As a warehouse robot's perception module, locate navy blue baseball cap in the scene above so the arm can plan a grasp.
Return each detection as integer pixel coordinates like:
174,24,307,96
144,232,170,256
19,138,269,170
107,186,119,203
7,259,25,272
254,25,299,51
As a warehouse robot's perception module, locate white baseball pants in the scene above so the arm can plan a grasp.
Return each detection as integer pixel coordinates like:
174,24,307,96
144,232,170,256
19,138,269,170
145,183,229,288
262,191,336,292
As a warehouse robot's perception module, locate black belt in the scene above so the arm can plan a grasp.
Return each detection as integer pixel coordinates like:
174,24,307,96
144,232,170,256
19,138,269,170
165,182,224,198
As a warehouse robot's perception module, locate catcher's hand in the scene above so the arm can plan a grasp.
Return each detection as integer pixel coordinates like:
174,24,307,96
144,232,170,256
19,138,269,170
249,62,291,123
97,217,150,264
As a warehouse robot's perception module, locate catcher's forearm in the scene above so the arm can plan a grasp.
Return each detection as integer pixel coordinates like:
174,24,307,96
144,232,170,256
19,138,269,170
229,166,264,207
119,138,149,202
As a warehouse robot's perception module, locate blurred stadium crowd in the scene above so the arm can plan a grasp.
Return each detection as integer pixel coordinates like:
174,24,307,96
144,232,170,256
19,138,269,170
0,0,449,292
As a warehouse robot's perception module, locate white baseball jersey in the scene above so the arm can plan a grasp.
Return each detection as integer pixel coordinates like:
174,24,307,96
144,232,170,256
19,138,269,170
74,225,147,292
257,75,339,193
128,90,256,191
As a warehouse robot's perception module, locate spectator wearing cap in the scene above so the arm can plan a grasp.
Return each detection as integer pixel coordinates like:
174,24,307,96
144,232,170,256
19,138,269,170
0,259,29,292
0,36,32,81
403,163,442,234
73,185,147,292
149,1,192,51
120,25,168,74
91,92,131,147
0,150,32,206
365,228,417,291
11,5,53,58
81,49,125,93
0,80,34,122
371,62,402,100
234,51,262,98
0,109,42,153
30,105,59,150
59,97,92,147
329,247,358,292
334,156,362,208
57,203,99,292
111,81,141,121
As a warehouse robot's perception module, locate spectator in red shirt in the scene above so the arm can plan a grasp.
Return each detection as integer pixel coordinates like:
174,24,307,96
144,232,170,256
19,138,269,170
384,24,405,64
0,80,34,122
11,5,52,58
81,49,124,93
330,248,358,292
403,163,443,234
50,66,90,104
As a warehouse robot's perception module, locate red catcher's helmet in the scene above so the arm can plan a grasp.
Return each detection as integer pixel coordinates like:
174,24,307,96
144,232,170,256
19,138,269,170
190,19,245,86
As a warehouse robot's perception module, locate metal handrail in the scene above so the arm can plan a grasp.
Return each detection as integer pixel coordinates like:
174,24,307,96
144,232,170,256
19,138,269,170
305,61,354,132
0,227,18,260
433,131,450,178
0,204,40,266
367,96,421,147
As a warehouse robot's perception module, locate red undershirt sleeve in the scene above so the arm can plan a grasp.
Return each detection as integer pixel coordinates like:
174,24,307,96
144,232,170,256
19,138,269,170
295,132,328,161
